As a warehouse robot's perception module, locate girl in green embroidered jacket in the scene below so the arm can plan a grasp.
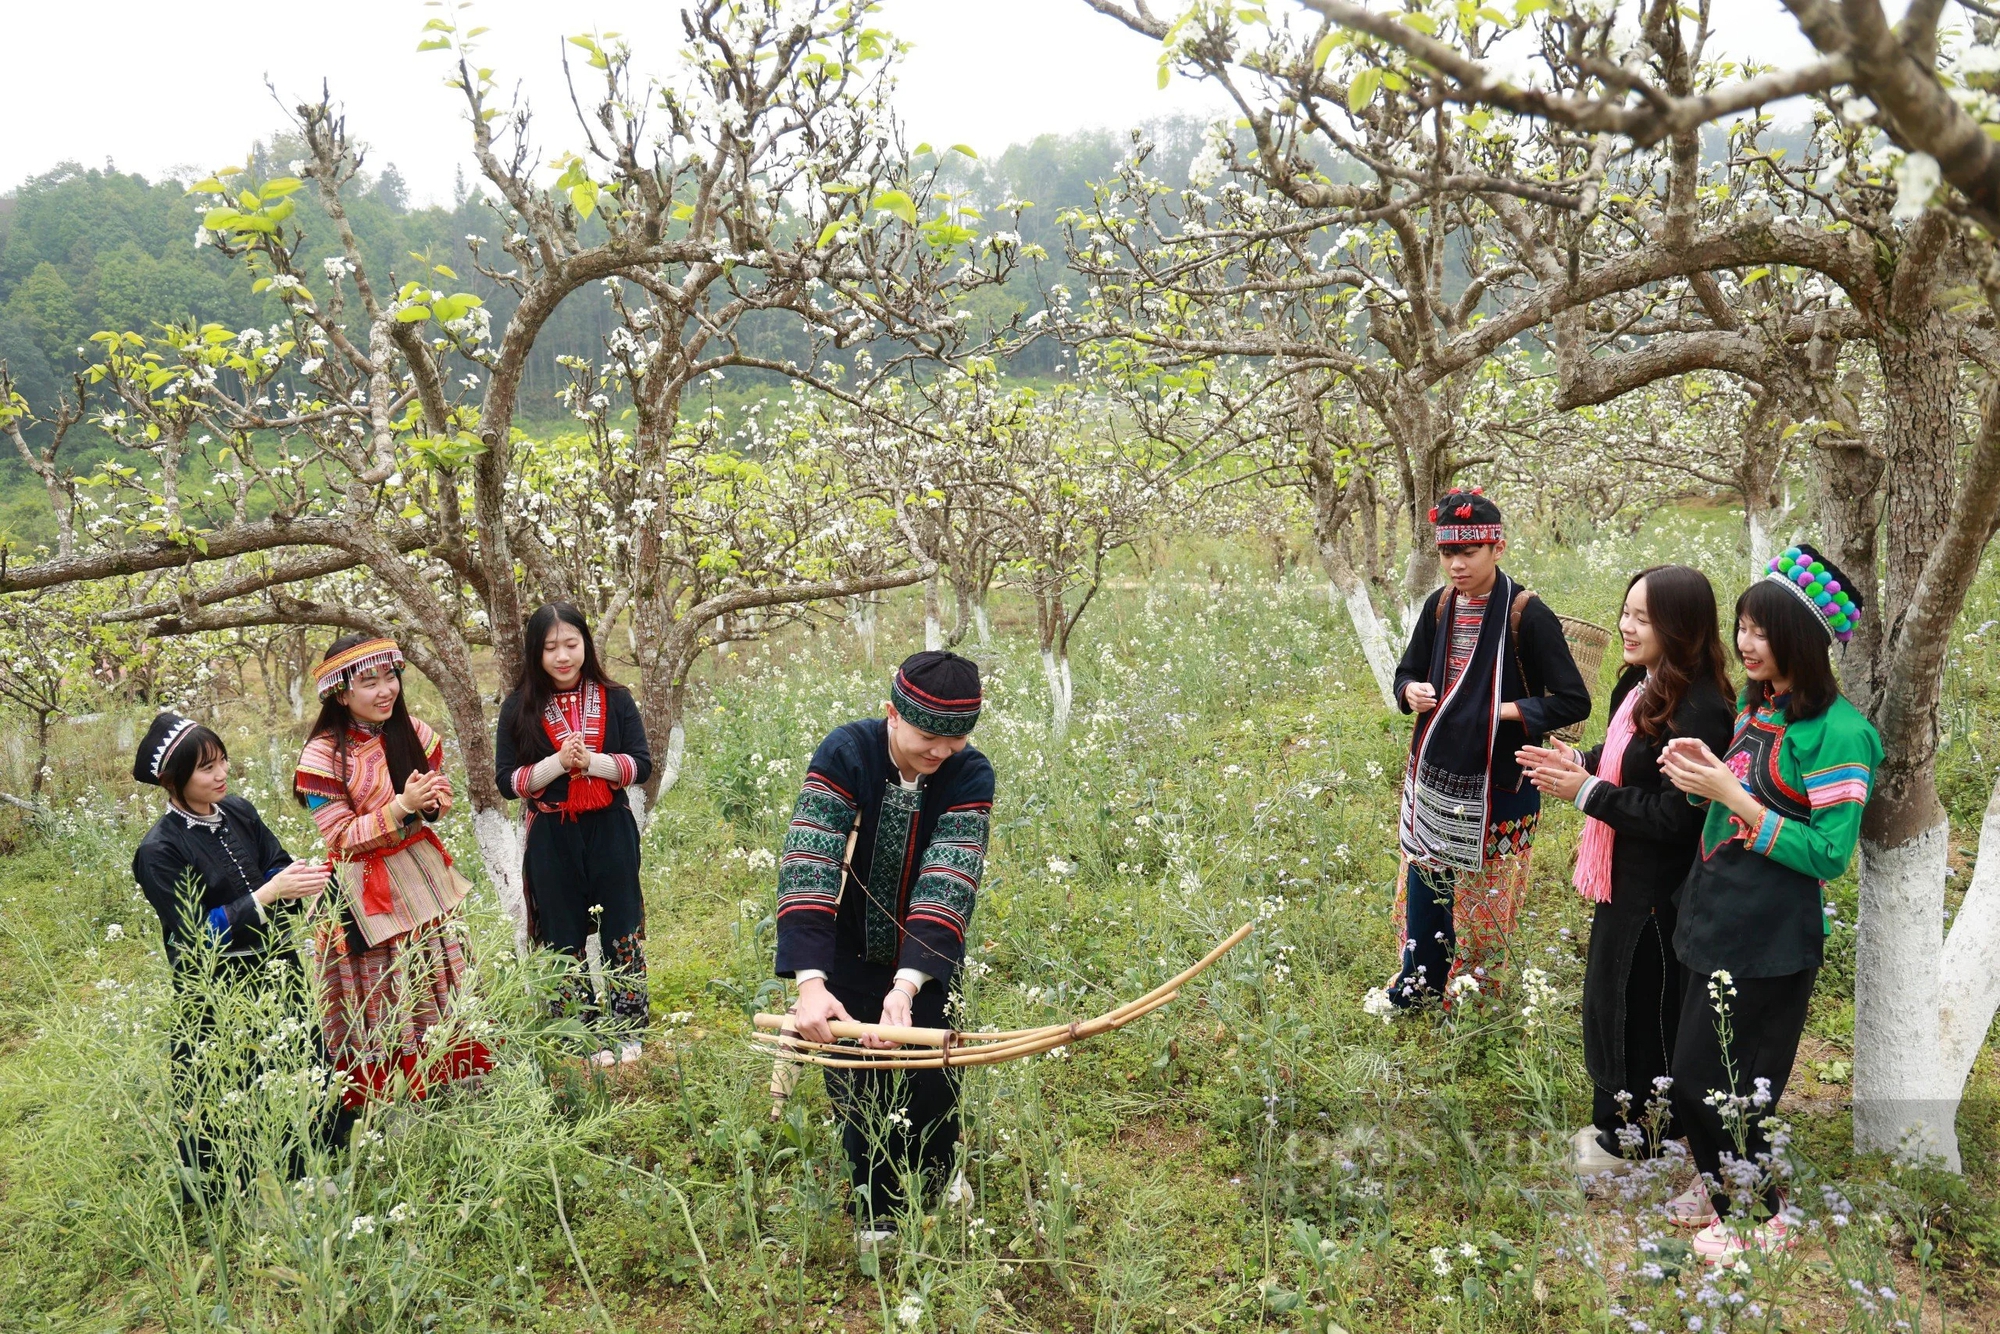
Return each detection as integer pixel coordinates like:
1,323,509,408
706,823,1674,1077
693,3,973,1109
1660,544,1881,1264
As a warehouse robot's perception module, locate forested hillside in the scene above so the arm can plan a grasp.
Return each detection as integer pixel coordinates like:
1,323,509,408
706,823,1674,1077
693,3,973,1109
0,121,1205,427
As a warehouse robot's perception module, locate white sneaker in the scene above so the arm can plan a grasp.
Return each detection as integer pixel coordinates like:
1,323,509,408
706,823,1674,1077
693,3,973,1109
617,1040,644,1065
1570,1126,1632,1176
855,1226,897,1256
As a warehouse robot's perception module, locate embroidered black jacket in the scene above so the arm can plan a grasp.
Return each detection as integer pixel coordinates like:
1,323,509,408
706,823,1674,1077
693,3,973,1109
774,718,995,990
132,795,300,967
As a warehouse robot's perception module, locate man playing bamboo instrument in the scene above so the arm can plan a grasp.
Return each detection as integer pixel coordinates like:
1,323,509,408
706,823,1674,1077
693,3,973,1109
774,650,994,1251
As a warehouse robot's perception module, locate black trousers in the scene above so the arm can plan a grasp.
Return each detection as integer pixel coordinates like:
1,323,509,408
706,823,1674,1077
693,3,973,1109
171,951,355,1190
524,803,649,1039
822,976,960,1225
1668,965,1816,1219
1590,915,1683,1153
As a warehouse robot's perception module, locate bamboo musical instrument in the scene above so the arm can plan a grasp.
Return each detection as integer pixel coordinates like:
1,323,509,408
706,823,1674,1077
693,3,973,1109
753,920,1253,1071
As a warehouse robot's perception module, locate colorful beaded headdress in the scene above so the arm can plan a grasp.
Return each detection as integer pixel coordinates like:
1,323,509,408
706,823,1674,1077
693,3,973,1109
891,650,982,737
132,711,199,785
1429,487,1503,546
1763,544,1861,643
315,637,405,700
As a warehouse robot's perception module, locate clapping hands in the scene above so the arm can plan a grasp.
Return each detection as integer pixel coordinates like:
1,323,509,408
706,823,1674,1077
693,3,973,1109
1517,739,1587,802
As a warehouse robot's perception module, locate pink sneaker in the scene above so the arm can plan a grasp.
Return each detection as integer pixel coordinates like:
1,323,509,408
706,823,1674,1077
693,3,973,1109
1692,1215,1795,1263
1664,1182,1716,1228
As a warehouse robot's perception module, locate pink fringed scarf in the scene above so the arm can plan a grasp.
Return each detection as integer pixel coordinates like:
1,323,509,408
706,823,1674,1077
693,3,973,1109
1573,682,1643,904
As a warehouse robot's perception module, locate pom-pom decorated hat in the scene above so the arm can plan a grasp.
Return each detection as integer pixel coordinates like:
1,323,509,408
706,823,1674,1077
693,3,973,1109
1763,543,1863,643
1430,487,1503,546
891,650,982,736
314,637,405,700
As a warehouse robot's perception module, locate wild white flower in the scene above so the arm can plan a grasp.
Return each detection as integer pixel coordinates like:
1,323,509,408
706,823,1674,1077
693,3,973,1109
347,1214,376,1238
387,1202,412,1224
1841,96,1878,124
104,923,124,942
1361,986,1396,1023
1046,856,1075,877
895,1291,924,1327
1429,1244,1453,1276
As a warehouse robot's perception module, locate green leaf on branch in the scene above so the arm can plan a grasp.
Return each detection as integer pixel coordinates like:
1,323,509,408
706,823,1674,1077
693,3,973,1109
1348,67,1381,112
398,306,432,323
871,190,916,225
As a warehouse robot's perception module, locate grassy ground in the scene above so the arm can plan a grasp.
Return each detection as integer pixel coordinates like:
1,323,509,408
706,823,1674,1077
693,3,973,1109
0,507,1995,1333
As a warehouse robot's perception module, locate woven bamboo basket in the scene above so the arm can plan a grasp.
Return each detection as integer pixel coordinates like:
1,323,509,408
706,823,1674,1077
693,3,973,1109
1553,615,1614,744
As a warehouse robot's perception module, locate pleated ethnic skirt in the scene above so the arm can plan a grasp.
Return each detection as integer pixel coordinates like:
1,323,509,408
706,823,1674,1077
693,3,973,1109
317,912,493,1107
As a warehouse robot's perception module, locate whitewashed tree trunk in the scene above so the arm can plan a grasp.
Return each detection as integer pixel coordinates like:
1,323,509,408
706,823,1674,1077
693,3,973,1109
973,604,992,647
1334,579,1399,709
288,672,305,720
924,574,945,651
654,722,686,801
1854,824,1954,1168
1041,647,1073,737
1317,537,1398,709
625,784,651,835
1852,773,2000,1172
849,596,877,664
1938,778,2000,1115
1747,505,1776,577
1402,542,1432,637
471,805,529,956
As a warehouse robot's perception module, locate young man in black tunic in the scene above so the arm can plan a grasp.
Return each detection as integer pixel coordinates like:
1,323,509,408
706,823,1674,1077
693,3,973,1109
1387,489,1592,1006
774,650,994,1251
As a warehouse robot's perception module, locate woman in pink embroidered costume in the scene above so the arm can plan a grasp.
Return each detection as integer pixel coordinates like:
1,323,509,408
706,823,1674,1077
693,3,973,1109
493,604,653,1066
1518,566,1734,1175
293,635,493,1105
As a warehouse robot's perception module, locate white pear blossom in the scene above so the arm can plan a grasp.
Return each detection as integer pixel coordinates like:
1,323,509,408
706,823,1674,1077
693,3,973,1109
1892,152,1941,221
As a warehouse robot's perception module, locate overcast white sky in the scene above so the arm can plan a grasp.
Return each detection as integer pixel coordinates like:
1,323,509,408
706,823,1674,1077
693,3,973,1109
0,1,1865,204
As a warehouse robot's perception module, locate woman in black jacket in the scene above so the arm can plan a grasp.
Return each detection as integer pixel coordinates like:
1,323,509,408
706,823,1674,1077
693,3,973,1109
494,603,654,1065
130,712,350,1182
1519,565,1735,1172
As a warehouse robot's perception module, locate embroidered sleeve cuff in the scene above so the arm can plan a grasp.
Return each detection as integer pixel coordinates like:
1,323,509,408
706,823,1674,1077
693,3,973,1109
1574,776,1603,814
893,968,932,992
1749,807,1784,856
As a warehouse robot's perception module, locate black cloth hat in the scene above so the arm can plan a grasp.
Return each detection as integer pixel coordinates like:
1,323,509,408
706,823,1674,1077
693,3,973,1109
133,712,200,786
891,650,983,736
1429,488,1503,545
